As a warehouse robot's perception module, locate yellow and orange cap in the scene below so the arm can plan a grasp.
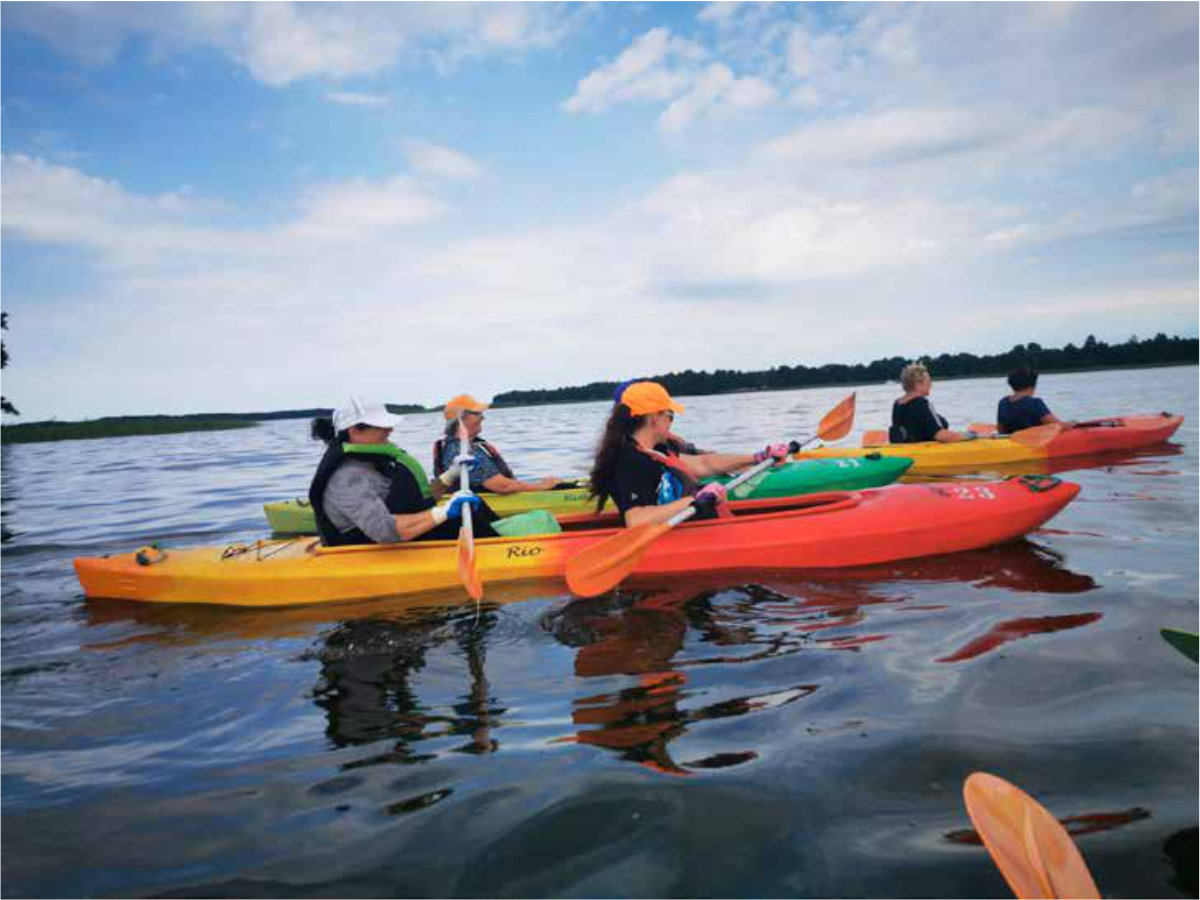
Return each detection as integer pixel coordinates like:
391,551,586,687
619,381,685,417
443,394,490,420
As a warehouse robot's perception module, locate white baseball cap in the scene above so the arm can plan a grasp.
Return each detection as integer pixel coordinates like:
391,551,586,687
332,396,403,433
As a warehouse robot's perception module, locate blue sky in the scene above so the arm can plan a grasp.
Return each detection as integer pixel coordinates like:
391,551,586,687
2,1,1196,420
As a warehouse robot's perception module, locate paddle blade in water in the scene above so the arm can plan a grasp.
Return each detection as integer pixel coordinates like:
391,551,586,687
963,772,1100,900
818,393,856,442
457,521,483,602
971,422,999,436
565,521,670,597
1007,424,1065,449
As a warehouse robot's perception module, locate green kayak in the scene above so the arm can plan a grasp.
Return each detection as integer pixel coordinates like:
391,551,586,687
1161,628,1198,663
263,454,913,534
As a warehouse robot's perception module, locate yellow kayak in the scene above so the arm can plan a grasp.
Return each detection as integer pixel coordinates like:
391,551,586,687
796,439,1034,474
797,413,1183,475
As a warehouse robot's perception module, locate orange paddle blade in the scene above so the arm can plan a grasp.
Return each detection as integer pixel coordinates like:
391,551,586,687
862,430,889,447
1007,423,1064,449
565,521,671,597
457,524,483,602
970,422,999,436
963,772,1100,899
817,393,856,442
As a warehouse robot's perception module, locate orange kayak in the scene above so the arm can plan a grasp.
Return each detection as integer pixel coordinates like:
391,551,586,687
74,477,1080,607
1041,414,1184,457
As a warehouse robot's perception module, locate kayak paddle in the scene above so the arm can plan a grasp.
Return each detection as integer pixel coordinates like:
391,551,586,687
862,429,888,447
963,772,1100,899
802,392,856,447
970,422,999,436
455,417,484,603
565,440,801,598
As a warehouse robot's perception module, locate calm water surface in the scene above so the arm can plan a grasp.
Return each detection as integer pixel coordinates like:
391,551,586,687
2,367,1197,898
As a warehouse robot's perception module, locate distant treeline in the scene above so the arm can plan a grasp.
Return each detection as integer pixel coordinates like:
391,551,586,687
1,417,260,444
492,333,1199,407
1,403,428,444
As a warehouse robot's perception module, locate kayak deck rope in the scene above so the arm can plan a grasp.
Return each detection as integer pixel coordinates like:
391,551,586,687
1013,475,1061,493
221,538,302,562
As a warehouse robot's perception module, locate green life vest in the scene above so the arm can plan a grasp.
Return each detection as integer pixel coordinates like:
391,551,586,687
343,443,432,499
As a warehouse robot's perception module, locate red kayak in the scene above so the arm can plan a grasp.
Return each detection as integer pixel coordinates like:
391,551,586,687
1043,414,1183,457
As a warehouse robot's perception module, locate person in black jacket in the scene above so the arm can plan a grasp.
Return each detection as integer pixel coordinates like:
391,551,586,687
889,363,977,444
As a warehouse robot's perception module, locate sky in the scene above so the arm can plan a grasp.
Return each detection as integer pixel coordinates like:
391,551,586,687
1,1,1197,421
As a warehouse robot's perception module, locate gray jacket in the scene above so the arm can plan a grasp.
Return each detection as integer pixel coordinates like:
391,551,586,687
323,459,401,544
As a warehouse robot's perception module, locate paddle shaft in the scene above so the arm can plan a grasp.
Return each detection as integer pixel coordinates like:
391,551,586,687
459,418,475,538
668,439,802,526
456,417,483,602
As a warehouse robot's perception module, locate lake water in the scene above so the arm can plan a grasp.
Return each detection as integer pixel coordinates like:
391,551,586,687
2,366,1197,898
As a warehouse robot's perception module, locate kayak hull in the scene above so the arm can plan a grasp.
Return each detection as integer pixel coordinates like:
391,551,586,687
797,414,1183,474
76,477,1079,607
263,456,913,533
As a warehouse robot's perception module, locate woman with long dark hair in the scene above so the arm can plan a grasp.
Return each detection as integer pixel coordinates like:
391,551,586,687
589,382,789,527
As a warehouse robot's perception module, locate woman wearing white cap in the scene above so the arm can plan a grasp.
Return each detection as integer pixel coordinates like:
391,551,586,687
433,394,565,494
309,397,497,546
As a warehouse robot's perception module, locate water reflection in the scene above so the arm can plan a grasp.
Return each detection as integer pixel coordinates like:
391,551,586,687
308,610,501,766
76,539,1107,781
543,587,820,775
945,805,1151,844
900,442,1186,482
935,613,1104,663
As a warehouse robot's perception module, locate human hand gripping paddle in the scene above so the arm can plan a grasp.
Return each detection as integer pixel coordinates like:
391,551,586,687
963,772,1100,899
564,439,801,598
454,417,484,603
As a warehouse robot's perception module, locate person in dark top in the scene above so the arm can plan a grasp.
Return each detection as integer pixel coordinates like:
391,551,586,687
433,393,565,494
589,381,789,526
996,368,1071,434
308,396,497,547
889,363,977,444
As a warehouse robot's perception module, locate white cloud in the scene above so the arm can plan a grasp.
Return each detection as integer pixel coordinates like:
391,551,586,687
401,139,483,181
1,2,583,86
324,92,391,108
563,28,707,114
286,176,446,239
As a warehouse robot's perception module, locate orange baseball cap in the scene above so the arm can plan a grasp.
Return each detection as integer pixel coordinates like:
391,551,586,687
443,394,490,420
619,381,685,417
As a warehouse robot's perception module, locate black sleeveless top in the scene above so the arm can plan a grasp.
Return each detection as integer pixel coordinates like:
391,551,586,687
889,397,949,444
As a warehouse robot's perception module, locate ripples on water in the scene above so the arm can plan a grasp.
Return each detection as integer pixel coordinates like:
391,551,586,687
2,367,1197,897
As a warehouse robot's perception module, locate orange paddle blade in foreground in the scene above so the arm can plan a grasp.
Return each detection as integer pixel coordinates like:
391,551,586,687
817,392,856,442
565,520,671,598
963,772,1100,899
